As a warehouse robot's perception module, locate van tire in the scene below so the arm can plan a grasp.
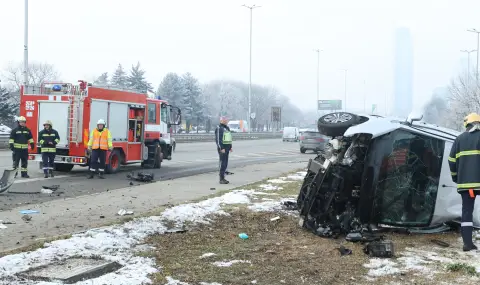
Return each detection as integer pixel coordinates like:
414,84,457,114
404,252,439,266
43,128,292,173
54,164,74,172
318,112,359,137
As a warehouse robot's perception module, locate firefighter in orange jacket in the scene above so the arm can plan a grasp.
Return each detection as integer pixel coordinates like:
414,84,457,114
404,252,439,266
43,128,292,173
87,119,113,179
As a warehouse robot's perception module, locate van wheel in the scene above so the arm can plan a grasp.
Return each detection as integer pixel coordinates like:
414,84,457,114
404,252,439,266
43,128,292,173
317,112,359,137
153,142,162,169
300,148,307,153
106,149,122,174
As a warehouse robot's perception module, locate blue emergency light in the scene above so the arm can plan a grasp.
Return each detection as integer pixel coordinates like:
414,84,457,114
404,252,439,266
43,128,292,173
52,85,62,91
156,95,162,100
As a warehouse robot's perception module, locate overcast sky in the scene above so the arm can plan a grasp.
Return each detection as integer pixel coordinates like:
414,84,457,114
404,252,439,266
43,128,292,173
1,0,480,114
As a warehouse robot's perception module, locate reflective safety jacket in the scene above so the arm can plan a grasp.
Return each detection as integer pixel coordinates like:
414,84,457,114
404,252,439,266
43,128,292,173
87,128,113,150
38,128,60,153
448,128,480,191
9,126,34,150
215,124,233,150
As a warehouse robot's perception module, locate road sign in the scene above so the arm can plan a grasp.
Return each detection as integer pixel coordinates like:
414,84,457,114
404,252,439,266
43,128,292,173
318,100,342,111
271,107,281,122
372,104,377,114
250,112,256,119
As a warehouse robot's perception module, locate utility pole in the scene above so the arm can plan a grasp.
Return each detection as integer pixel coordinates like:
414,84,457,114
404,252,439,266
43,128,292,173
467,29,480,81
363,80,366,113
341,69,348,112
461,49,477,86
23,0,29,86
314,49,322,116
242,4,261,134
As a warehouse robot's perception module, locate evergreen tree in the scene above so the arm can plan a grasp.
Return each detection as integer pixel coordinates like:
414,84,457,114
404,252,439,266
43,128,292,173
181,73,205,132
0,86,17,126
111,64,127,88
126,62,153,93
156,73,185,106
93,72,109,86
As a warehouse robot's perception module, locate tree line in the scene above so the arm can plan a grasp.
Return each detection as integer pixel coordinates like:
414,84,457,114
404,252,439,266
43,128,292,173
0,61,303,131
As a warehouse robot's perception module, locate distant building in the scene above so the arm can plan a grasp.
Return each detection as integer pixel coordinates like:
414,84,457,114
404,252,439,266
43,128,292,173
393,27,414,118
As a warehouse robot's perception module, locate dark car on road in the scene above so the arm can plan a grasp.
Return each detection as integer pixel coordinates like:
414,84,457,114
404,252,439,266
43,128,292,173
299,130,329,153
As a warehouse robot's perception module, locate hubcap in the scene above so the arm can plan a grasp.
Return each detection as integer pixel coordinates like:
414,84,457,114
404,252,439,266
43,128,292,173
323,113,352,124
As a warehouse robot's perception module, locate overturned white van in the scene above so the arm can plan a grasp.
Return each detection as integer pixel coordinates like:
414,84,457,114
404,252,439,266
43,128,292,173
297,112,480,237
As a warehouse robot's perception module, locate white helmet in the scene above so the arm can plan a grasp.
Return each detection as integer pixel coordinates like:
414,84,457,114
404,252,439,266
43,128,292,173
97,119,106,125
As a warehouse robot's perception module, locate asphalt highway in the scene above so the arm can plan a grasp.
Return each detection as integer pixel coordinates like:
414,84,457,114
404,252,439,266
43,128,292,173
0,139,315,211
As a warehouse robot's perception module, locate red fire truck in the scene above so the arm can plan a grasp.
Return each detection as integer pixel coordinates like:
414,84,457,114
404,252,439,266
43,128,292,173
19,81,181,174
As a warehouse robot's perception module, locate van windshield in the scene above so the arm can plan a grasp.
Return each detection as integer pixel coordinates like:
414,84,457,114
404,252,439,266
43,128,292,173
228,124,239,129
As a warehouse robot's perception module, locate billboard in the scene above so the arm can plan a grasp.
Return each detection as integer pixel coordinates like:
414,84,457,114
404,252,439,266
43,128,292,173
271,107,281,122
317,100,342,111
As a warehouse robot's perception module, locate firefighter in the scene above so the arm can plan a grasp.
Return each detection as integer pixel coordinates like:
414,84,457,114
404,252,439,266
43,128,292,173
448,112,480,251
38,120,60,178
9,116,34,178
87,119,113,179
215,116,233,184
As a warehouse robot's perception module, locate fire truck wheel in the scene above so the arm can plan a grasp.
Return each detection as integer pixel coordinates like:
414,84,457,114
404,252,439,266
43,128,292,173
54,164,74,172
153,142,162,169
106,149,122,174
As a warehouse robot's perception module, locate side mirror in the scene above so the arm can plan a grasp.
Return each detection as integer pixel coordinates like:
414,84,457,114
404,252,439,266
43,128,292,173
169,106,182,125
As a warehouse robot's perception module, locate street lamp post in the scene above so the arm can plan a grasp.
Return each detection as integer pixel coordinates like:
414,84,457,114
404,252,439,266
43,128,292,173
467,29,480,81
242,4,261,134
461,49,477,86
314,49,322,115
341,69,348,112
23,0,29,86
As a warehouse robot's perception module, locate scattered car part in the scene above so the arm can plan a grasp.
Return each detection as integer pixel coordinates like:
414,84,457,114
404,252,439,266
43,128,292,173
21,215,32,222
337,245,352,256
363,240,395,258
431,239,450,247
317,112,361,137
127,172,154,182
117,209,134,216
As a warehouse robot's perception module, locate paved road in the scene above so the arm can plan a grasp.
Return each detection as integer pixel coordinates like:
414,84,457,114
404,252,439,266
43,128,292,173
0,139,314,211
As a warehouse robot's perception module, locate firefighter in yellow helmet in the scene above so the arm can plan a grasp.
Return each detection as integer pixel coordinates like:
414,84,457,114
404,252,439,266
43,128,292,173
87,119,113,179
448,112,480,251
38,120,60,178
9,116,34,178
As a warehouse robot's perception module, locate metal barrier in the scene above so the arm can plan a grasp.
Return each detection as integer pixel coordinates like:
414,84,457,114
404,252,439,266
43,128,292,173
0,132,283,149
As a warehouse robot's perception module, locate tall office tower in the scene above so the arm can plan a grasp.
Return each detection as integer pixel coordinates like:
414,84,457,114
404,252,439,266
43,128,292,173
393,27,414,118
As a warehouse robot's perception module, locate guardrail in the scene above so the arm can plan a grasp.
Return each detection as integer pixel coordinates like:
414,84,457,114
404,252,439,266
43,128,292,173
0,132,283,149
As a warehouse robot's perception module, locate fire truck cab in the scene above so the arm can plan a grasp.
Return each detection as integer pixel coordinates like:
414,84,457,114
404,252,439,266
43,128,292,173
19,81,181,173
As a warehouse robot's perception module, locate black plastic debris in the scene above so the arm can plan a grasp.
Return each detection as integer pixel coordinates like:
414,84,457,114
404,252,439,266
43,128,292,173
42,185,60,191
127,172,154,182
363,240,395,258
283,201,298,211
337,245,352,256
165,228,188,234
431,239,450,247
225,171,234,175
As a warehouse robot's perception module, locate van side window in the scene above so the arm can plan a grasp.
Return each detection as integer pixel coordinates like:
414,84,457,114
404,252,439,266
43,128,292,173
148,103,157,124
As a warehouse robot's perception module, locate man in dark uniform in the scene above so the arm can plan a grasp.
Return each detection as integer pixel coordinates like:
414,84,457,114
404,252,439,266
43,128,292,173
9,116,34,178
38,120,60,178
448,112,480,251
215,116,233,184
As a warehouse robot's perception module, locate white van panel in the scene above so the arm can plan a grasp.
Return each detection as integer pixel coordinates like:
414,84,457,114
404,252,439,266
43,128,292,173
38,101,69,148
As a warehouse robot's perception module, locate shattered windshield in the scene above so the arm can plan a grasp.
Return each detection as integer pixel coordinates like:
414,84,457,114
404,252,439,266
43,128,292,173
370,130,445,227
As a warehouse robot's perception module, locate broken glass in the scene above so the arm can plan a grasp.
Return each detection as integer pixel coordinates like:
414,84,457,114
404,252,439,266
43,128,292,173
371,130,445,226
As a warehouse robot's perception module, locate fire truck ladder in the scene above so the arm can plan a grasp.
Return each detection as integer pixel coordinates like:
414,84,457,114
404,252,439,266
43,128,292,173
68,88,84,145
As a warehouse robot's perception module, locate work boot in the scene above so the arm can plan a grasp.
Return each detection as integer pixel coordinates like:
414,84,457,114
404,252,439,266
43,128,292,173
98,172,105,179
49,169,54,178
461,226,476,251
463,244,478,252
44,169,49,178
220,178,229,184
88,172,95,179
21,173,30,179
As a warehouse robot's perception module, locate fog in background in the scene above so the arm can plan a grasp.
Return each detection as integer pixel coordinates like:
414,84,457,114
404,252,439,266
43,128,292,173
1,0,480,119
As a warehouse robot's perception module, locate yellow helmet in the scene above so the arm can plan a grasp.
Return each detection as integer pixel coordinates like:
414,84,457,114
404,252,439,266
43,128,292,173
17,116,26,122
464,113,480,127
43,120,53,126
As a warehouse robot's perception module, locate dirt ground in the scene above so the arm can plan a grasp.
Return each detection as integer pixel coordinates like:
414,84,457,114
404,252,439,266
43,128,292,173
141,208,475,285
137,174,479,285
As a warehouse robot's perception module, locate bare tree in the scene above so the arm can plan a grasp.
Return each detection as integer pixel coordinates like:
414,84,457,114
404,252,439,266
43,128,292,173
1,62,60,91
